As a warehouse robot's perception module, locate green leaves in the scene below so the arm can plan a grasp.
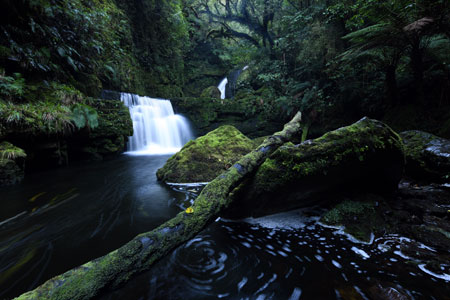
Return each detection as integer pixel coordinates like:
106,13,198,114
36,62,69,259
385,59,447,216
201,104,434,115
71,103,99,130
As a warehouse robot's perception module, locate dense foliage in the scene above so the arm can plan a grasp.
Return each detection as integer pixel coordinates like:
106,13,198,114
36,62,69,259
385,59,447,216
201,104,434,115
0,0,449,169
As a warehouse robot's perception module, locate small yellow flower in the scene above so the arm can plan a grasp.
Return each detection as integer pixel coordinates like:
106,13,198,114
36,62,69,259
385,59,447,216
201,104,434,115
185,207,194,214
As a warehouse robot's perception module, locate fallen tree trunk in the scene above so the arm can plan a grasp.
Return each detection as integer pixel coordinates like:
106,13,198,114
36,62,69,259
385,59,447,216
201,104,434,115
17,113,303,300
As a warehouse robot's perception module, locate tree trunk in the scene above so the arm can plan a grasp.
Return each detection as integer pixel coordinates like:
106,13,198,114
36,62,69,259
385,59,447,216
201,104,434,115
17,113,303,300
385,64,399,105
410,43,425,104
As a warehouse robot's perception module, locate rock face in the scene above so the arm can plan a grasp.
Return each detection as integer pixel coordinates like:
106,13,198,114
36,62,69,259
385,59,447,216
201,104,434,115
226,117,405,218
69,99,133,161
0,142,26,186
170,96,283,138
400,130,450,182
200,86,221,99
157,125,256,183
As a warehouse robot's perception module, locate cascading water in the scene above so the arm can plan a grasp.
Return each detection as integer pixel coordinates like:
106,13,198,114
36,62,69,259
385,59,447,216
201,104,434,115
121,93,193,155
217,65,248,99
218,78,228,100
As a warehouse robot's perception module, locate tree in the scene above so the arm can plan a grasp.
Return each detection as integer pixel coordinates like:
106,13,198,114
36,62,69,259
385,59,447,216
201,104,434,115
193,0,284,48
333,0,450,104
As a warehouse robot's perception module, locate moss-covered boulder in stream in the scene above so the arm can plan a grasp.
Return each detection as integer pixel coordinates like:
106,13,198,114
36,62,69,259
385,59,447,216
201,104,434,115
320,196,386,243
400,130,450,182
226,117,405,218
156,125,256,183
0,141,26,186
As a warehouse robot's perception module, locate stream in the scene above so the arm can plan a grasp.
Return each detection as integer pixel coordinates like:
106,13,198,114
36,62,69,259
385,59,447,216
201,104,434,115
1,155,449,299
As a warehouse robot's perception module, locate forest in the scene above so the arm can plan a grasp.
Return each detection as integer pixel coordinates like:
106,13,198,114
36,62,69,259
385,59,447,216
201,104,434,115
0,0,450,299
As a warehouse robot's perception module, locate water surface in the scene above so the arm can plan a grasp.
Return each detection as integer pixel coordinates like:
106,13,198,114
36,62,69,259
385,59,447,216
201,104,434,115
0,155,181,298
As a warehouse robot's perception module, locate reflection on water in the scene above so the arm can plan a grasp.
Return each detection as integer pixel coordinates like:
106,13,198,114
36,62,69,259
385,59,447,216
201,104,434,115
0,155,182,299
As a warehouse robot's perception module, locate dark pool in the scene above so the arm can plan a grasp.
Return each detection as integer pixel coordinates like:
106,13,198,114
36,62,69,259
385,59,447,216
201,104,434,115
0,155,181,299
1,156,449,299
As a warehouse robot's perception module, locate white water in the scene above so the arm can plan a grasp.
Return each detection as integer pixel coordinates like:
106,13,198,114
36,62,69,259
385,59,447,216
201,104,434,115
218,78,228,100
218,65,249,100
121,93,193,155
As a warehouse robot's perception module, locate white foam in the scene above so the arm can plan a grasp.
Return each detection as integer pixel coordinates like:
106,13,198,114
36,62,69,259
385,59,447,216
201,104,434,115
418,264,450,281
351,246,370,259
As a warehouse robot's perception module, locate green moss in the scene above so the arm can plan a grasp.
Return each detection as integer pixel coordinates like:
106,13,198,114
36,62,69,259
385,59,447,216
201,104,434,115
200,86,221,99
253,118,403,191
321,199,384,242
157,125,256,183
400,130,450,181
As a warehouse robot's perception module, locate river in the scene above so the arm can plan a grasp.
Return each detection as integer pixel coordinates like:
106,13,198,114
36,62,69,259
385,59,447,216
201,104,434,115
1,154,449,299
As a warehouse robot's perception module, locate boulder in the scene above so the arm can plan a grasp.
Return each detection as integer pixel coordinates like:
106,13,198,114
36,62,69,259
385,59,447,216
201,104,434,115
157,125,256,183
200,86,221,99
0,141,26,186
400,130,450,182
225,117,405,218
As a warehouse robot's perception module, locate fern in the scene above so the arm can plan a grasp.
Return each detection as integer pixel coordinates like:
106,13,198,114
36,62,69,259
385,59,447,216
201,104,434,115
0,141,26,160
71,103,99,129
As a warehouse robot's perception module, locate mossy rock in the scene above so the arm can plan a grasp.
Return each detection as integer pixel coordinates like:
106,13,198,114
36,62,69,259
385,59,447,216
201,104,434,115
156,125,255,183
200,86,221,99
320,197,385,243
400,130,450,182
226,117,405,218
0,141,26,186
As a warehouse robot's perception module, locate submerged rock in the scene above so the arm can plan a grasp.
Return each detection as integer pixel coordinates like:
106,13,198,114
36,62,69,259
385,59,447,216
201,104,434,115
0,141,26,186
320,196,385,243
226,117,405,218
400,130,450,182
156,125,256,183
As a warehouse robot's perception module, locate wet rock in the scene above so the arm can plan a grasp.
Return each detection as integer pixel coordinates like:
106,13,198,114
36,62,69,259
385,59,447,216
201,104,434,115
320,196,386,243
0,141,26,186
227,118,405,218
366,282,412,300
400,130,450,182
156,125,255,183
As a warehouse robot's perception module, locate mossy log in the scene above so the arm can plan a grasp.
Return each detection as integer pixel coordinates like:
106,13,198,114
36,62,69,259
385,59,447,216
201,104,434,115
16,113,303,300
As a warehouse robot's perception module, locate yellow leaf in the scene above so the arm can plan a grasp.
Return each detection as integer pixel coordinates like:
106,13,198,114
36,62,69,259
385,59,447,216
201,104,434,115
29,192,46,202
185,207,194,214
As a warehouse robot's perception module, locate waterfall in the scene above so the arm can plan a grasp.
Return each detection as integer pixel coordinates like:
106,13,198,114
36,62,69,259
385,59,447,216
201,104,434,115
218,78,228,100
217,65,249,99
121,93,193,155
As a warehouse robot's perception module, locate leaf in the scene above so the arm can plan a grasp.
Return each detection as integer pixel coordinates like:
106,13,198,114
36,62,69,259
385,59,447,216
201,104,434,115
57,47,65,57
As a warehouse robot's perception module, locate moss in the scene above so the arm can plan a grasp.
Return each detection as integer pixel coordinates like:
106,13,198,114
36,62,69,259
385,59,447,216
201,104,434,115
254,117,404,192
321,199,384,242
200,86,221,99
400,130,450,181
228,117,405,218
157,125,255,182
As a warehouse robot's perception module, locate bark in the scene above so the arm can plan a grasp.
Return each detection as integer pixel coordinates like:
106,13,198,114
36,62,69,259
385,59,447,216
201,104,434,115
385,64,399,105
16,112,303,300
